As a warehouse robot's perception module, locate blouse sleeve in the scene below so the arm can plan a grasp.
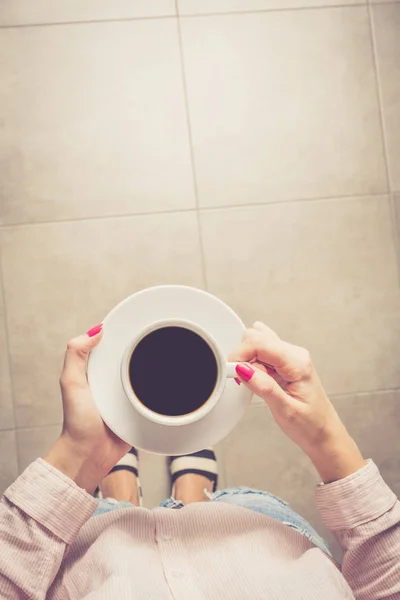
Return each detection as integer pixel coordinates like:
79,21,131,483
0,458,97,599
316,459,400,600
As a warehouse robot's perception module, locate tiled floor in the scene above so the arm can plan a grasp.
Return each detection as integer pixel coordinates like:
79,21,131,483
0,0,399,562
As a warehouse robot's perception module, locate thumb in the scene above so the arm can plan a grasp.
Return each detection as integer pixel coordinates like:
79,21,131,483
60,324,103,388
235,362,293,411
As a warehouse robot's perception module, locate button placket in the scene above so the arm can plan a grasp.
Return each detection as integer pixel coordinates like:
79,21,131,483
155,513,197,598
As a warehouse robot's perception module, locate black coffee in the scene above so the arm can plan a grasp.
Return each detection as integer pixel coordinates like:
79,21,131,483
128,326,218,416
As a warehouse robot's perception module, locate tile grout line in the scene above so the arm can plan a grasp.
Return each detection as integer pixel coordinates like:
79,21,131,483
0,426,59,434
0,387,400,438
176,14,209,289
0,241,19,473
5,385,400,431
367,3,393,190
0,207,198,229
0,190,390,230
169,2,368,19
0,14,176,29
367,3,400,290
329,386,400,399
195,190,389,212
368,3,392,190
368,0,400,4
250,386,400,406
12,423,62,432
0,2,371,29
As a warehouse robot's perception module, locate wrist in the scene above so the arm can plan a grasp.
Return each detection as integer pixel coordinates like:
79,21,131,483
306,424,366,483
44,436,107,494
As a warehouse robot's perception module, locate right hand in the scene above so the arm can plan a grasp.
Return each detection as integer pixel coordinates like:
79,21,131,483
230,322,365,482
45,325,131,493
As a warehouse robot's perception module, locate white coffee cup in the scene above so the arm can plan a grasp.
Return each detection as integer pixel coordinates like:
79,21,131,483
120,318,238,428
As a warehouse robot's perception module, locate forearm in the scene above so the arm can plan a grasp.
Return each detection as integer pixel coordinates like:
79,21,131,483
306,423,366,484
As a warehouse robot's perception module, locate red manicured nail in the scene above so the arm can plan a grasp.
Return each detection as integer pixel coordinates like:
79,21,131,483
235,363,255,382
266,366,275,375
87,324,103,337
234,377,241,386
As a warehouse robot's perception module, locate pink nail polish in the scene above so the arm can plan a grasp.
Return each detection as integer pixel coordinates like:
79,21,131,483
266,366,275,375
87,324,103,337
235,363,255,382
234,377,241,386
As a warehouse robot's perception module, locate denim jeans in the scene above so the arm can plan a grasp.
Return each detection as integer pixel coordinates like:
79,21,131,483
93,486,331,556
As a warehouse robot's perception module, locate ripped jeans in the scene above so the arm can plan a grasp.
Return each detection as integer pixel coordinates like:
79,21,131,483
94,486,331,557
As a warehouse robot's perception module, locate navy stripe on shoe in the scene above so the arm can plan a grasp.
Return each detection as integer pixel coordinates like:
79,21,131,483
170,449,218,492
183,449,216,460
108,447,139,476
93,447,139,498
170,468,218,486
109,464,138,477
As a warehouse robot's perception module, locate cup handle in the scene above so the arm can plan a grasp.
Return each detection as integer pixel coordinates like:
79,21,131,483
226,362,238,378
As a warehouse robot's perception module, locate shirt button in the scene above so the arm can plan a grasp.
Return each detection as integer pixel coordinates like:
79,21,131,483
171,570,184,579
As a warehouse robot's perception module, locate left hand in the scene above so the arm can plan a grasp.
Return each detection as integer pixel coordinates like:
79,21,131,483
45,325,131,492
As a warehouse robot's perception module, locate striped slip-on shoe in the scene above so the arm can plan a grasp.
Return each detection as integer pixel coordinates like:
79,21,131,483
94,447,143,506
169,448,218,498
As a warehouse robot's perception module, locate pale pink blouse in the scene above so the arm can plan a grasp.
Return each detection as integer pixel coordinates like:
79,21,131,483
0,458,399,599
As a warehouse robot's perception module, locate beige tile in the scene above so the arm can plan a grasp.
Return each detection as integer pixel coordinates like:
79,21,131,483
179,0,364,15
393,193,400,243
0,1,175,26
372,3,400,191
1,212,203,427
0,431,18,493
0,20,195,224
393,193,400,263
17,425,61,472
0,286,14,430
222,405,342,561
213,443,226,490
180,8,387,208
332,390,400,498
140,452,170,508
201,196,400,395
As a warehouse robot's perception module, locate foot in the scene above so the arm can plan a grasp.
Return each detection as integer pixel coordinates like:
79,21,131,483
170,449,218,504
99,447,142,506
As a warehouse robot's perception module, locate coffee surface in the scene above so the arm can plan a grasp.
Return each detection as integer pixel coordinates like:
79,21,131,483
128,326,218,416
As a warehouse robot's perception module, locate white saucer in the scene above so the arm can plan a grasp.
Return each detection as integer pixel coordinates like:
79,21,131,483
88,285,252,455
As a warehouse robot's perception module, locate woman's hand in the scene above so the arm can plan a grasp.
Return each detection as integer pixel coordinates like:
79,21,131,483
230,322,365,483
45,325,131,493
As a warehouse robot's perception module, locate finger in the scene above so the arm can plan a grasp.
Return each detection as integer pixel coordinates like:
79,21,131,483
252,321,280,340
251,322,284,369
230,330,285,367
60,324,103,388
251,360,287,389
235,362,294,412
230,329,311,382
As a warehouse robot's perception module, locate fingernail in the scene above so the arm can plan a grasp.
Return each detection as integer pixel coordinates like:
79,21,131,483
234,377,241,386
87,324,103,337
266,366,275,375
235,363,255,382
